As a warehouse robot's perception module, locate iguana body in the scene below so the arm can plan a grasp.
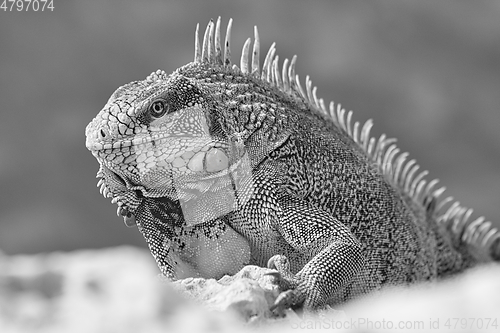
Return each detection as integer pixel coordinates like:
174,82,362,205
85,18,500,309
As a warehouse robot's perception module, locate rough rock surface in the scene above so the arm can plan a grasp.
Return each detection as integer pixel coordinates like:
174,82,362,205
1,247,499,332
172,265,286,322
0,247,245,333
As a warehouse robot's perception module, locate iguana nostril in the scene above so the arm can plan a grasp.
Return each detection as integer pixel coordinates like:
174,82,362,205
98,128,109,139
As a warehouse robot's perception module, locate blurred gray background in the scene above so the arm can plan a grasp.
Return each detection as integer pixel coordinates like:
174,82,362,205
1,0,499,255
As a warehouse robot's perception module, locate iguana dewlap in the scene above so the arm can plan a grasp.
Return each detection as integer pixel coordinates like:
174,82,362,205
85,17,500,310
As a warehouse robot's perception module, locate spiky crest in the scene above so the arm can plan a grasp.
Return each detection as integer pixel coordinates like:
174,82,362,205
192,17,500,256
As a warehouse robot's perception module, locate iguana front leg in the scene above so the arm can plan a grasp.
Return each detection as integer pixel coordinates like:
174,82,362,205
268,194,364,310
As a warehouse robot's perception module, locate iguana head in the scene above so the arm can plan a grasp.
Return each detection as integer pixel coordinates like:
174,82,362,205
85,17,302,225
85,68,233,199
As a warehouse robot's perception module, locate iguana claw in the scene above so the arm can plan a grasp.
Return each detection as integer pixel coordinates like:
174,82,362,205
266,254,306,313
266,254,296,288
270,289,301,316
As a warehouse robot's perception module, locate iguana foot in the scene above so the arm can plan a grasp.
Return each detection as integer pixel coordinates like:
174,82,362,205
266,255,306,315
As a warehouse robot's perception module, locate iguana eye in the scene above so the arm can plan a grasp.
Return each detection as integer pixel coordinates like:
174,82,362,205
149,100,168,118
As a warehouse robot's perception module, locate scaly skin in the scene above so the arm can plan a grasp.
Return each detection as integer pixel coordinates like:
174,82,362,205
85,18,500,310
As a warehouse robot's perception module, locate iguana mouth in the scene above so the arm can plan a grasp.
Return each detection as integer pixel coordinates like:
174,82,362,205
86,131,202,152
93,135,249,199
110,170,127,187
89,134,232,171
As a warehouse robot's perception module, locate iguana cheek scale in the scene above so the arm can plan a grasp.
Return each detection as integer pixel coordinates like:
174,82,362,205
85,17,500,311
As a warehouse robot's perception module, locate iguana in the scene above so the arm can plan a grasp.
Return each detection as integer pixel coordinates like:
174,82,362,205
85,17,500,311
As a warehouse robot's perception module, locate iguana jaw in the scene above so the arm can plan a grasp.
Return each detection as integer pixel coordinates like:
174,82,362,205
89,135,238,194
88,133,231,174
